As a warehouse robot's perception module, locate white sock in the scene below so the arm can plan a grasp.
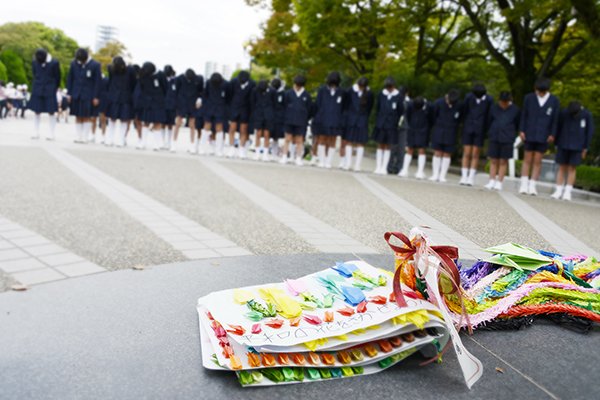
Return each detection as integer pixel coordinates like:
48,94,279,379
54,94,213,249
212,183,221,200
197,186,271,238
338,156,345,168
326,148,335,167
34,114,41,136
75,123,83,141
430,156,441,179
461,167,468,180
564,185,573,194
201,130,210,153
468,168,477,180
375,149,383,171
48,115,56,137
161,128,166,146
107,120,115,144
119,122,127,146
216,131,224,155
440,157,451,181
355,147,364,169
345,145,353,168
382,150,391,172
417,154,426,175
141,126,149,146
272,140,279,157
401,153,412,173
318,145,326,165
83,122,92,141
153,130,161,148
167,128,173,147
290,143,297,157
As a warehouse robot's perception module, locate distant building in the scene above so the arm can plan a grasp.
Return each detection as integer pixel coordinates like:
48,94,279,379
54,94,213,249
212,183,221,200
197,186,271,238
222,64,231,80
205,62,219,79
95,26,119,52
235,63,242,72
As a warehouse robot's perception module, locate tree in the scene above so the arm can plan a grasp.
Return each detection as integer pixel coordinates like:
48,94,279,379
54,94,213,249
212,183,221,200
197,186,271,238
0,22,79,86
0,60,7,82
92,40,132,74
0,50,28,85
457,0,600,104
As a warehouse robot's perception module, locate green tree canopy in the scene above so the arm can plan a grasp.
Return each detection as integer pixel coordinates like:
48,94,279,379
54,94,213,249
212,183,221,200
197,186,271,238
0,60,7,82
0,49,28,85
92,40,132,74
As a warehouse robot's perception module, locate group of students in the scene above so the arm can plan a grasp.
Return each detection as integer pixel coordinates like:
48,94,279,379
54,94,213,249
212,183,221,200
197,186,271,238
0,81,30,119
24,47,595,200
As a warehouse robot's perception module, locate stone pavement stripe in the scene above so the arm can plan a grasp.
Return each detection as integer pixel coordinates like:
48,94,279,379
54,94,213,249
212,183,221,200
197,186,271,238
498,191,600,258
353,175,488,260
45,148,252,259
0,216,106,286
199,159,378,254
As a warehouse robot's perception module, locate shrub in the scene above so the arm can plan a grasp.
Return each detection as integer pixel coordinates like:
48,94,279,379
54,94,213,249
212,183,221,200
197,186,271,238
0,60,7,82
575,165,600,192
0,49,28,85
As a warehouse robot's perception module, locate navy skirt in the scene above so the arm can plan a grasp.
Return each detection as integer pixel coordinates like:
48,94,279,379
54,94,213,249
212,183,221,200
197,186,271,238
70,98,98,117
406,130,430,149
253,119,273,132
139,108,166,124
343,126,368,143
98,99,108,114
372,128,399,145
270,122,284,139
105,102,134,120
27,95,58,114
165,109,176,126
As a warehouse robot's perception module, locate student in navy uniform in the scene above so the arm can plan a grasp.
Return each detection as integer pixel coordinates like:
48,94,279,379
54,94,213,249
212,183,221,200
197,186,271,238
172,68,203,154
387,85,409,174
279,74,312,166
131,64,142,145
270,78,286,160
59,89,69,123
250,79,276,161
92,73,109,144
518,77,560,195
483,91,520,191
105,56,137,147
201,72,229,156
343,77,374,172
372,76,404,175
135,62,168,150
28,48,61,140
460,83,493,186
398,96,434,179
429,89,464,182
163,65,177,151
227,70,255,158
312,71,346,169
551,101,594,201
67,48,102,143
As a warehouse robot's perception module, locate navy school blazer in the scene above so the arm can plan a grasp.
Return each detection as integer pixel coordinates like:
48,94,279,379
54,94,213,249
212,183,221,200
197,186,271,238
107,66,137,104
283,88,312,127
431,97,465,145
165,76,177,110
202,80,230,119
346,85,374,129
406,100,434,139
555,108,594,151
487,103,520,144
313,85,347,128
229,77,256,119
31,58,61,98
462,92,494,136
174,74,204,110
250,86,276,122
374,89,404,129
67,58,102,100
273,89,286,124
136,71,168,109
518,92,560,143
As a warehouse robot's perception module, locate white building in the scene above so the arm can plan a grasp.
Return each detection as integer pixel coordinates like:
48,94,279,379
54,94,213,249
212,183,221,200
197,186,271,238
205,62,218,79
222,64,232,80
95,26,119,52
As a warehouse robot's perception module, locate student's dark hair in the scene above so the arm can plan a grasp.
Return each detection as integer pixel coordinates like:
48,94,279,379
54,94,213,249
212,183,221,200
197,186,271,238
133,64,140,76
398,85,408,95
210,72,223,88
34,48,47,64
237,70,250,84
326,71,341,87
258,79,269,93
535,77,551,92
357,77,368,88
0,80,5,87
498,90,512,102
384,76,396,89
185,68,197,81
75,48,88,62
567,100,582,117
447,89,460,105
293,74,306,87
140,62,156,87
111,56,126,75
270,78,281,90
413,96,425,110
472,83,486,99
164,65,175,77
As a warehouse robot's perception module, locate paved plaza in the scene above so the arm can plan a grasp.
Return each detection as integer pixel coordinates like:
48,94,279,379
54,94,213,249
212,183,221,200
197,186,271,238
1,116,599,399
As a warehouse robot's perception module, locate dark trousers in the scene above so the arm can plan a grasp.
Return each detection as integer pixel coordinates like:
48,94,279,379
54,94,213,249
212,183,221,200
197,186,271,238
387,128,407,173
0,100,7,119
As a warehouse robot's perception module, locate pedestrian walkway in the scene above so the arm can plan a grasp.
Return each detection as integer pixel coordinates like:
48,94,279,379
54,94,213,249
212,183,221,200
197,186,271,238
0,217,105,285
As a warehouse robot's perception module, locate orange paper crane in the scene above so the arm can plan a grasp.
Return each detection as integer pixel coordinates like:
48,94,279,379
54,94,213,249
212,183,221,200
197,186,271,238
261,353,276,367
337,306,355,316
230,355,242,370
246,352,261,368
226,324,246,335
321,353,336,365
291,353,306,366
278,353,291,366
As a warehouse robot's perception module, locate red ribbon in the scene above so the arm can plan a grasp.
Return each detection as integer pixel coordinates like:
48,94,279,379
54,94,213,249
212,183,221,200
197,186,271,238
385,231,472,333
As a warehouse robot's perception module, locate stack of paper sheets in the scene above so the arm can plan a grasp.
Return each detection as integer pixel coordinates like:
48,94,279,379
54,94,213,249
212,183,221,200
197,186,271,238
197,260,452,386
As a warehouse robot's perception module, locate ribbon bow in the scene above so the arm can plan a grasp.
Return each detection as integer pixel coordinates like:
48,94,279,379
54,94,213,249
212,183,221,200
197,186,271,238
385,231,473,333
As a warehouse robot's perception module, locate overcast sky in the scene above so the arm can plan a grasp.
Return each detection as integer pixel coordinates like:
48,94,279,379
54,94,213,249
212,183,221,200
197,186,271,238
1,0,270,77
